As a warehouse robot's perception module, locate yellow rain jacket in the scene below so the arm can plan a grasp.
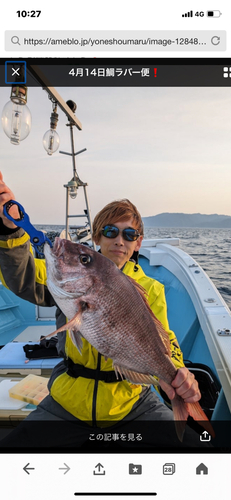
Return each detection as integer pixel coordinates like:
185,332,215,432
0,229,184,425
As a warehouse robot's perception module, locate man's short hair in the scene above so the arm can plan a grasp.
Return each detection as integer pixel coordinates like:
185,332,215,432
93,199,144,243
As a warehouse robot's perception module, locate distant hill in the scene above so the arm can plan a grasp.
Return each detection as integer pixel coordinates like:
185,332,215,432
142,213,231,228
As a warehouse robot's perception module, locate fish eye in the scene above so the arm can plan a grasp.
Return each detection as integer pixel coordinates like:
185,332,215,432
79,254,91,265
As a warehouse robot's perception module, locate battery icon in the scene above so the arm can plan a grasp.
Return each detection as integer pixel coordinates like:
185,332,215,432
207,10,222,17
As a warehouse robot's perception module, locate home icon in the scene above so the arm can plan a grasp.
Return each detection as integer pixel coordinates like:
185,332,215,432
196,463,208,475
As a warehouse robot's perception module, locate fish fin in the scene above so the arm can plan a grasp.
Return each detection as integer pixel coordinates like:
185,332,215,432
113,364,159,386
171,395,215,442
69,329,83,355
125,275,149,298
38,325,67,342
114,364,124,380
38,311,82,341
126,275,172,358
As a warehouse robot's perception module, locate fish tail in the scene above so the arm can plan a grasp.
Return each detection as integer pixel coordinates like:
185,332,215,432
185,401,215,438
171,395,215,442
171,395,189,442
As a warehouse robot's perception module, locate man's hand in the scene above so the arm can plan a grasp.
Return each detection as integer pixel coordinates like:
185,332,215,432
159,367,201,403
0,171,19,229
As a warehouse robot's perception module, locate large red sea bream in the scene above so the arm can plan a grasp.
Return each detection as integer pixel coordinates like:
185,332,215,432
44,237,214,441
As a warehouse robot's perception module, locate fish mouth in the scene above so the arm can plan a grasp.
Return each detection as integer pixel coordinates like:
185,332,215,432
45,236,70,259
44,238,71,263
44,240,55,261
52,237,65,257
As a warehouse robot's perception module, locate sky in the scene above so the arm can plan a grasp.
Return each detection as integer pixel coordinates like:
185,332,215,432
1,85,231,225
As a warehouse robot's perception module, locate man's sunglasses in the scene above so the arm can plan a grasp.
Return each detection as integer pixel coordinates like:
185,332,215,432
101,225,140,242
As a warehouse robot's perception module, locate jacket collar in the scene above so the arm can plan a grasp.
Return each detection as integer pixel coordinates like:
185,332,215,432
122,261,145,279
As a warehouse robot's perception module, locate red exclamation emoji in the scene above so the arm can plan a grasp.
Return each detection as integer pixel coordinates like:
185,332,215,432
154,68,157,77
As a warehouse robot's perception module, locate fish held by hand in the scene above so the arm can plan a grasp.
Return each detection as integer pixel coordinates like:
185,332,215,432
43,237,215,441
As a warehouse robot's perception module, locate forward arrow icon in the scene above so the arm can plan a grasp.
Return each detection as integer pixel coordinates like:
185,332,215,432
59,463,71,474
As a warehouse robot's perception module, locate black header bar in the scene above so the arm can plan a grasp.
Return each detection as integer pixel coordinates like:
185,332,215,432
2,58,231,87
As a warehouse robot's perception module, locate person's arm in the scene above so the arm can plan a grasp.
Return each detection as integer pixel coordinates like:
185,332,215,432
0,225,56,307
149,284,184,369
149,284,201,404
0,171,20,229
0,171,55,307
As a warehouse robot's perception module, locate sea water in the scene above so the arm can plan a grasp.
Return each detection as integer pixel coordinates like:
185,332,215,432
145,227,231,310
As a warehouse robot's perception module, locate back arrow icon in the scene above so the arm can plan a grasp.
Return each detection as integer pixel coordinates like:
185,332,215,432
23,463,35,475
59,463,70,474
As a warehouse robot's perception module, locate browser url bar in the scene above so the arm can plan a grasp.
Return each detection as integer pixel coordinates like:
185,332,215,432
5,30,226,51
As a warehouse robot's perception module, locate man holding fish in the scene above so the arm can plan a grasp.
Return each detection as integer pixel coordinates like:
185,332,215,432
0,172,212,447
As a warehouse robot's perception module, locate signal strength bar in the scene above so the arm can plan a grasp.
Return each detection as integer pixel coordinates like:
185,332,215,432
182,10,193,17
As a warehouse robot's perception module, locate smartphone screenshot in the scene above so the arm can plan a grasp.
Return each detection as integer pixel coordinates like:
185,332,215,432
0,3,230,499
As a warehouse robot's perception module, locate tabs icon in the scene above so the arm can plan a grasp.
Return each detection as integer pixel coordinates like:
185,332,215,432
163,463,175,475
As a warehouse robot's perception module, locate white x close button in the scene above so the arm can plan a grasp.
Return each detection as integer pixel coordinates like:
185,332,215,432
5,61,27,84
